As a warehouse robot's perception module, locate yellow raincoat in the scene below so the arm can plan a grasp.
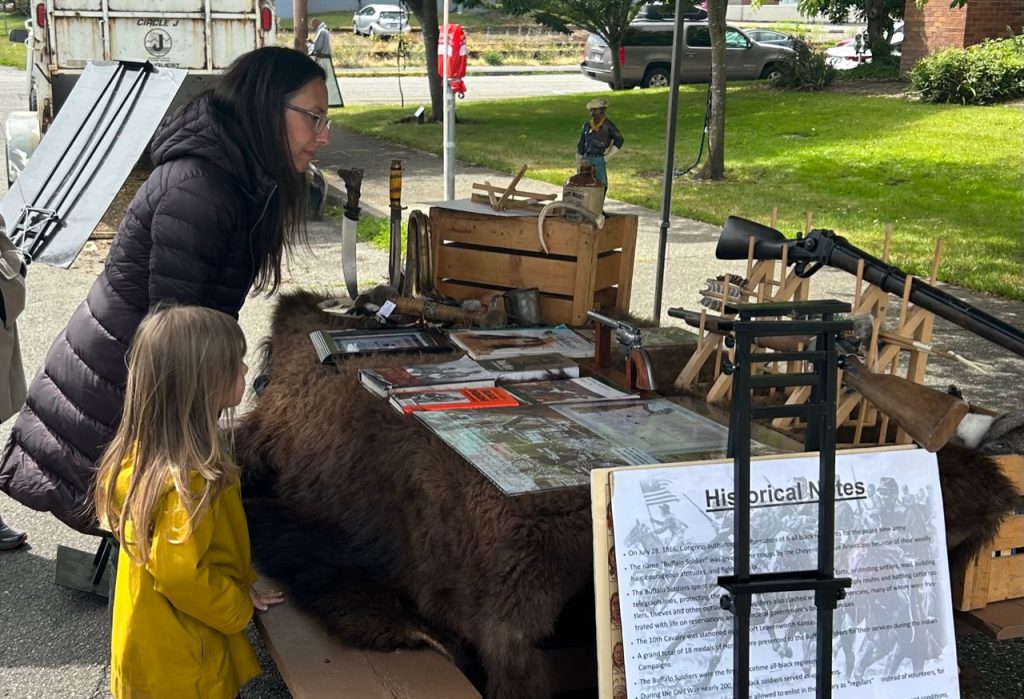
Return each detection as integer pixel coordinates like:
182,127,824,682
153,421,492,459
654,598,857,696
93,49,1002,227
110,465,261,699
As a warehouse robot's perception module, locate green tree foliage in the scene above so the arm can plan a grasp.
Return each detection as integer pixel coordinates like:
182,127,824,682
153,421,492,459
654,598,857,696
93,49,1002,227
500,0,649,89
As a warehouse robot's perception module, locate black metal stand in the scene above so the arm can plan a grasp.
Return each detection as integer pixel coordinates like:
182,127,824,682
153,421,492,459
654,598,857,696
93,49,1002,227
54,536,114,598
716,300,853,699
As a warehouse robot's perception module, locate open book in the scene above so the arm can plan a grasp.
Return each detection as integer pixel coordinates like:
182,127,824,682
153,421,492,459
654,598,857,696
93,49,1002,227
448,327,594,360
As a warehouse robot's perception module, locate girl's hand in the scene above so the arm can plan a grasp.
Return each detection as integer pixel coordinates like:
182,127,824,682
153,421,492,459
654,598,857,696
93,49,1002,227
250,585,285,611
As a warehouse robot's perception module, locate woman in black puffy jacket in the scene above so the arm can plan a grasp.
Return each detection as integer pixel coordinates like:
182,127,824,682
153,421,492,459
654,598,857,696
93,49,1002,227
0,46,331,534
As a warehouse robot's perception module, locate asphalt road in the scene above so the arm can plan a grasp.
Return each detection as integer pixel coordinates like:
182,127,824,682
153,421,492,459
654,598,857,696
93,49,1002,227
1,63,1022,698
336,69,600,105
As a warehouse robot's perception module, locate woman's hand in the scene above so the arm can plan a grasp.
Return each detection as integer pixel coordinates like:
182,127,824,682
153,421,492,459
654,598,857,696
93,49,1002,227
250,585,285,611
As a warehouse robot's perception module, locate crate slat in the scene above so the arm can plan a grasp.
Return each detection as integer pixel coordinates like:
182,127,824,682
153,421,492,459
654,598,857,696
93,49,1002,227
429,207,637,326
951,455,1024,612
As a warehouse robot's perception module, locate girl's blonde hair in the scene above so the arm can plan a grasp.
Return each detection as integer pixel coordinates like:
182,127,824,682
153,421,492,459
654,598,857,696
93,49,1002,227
94,305,247,564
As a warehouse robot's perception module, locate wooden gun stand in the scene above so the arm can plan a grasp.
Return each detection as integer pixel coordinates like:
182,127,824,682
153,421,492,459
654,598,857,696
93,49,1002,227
717,300,853,699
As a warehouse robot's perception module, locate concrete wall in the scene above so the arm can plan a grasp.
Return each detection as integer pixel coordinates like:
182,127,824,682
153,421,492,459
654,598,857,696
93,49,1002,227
901,0,1023,75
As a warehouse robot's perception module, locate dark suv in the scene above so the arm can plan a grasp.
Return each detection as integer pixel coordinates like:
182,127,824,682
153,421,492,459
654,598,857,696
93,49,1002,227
580,21,795,89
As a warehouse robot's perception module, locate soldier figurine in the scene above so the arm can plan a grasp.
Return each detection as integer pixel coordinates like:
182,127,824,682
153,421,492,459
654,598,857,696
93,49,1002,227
576,98,624,191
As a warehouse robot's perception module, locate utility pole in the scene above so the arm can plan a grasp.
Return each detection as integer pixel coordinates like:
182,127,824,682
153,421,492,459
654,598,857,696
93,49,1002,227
293,0,308,52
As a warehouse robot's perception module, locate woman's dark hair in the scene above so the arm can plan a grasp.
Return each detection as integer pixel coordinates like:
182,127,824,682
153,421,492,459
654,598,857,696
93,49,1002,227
211,47,326,293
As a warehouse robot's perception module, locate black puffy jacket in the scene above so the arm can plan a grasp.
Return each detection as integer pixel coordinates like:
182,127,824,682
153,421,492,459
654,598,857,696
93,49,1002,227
0,96,277,534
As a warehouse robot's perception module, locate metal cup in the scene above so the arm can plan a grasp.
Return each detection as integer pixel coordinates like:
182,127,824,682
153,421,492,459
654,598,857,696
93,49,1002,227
491,287,543,326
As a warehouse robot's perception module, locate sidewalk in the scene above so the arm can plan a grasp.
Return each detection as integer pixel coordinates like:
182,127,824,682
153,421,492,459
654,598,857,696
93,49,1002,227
313,125,1024,415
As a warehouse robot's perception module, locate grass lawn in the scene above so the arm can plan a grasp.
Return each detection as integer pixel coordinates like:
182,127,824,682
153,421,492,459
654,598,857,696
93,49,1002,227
0,10,28,68
334,85,1024,299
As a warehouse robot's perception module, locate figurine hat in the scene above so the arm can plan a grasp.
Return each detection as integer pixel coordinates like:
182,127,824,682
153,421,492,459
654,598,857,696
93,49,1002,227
586,98,609,110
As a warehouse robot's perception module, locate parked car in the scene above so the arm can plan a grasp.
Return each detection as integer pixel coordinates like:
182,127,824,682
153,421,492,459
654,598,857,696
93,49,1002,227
825,22,903,70
580,21,795,89
744,28,799,50
352,4,410,39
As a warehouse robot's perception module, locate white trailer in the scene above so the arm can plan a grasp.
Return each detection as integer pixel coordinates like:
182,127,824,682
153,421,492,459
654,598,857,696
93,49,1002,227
6,0,276,183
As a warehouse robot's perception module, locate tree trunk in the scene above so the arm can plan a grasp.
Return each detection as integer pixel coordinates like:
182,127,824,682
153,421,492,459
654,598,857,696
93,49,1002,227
865,0,893,62
292,0,308,52
696,0,727,180
610,41,624,90
405,0,443,120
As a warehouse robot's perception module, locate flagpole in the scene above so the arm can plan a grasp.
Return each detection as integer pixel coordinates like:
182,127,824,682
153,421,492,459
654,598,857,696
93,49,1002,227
442,0,454,200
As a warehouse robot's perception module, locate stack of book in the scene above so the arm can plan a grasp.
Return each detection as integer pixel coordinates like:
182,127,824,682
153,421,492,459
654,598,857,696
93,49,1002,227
359,352,582,400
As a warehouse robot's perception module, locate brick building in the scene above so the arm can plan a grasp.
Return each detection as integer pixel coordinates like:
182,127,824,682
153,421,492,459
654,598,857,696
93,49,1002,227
901,0,1024,74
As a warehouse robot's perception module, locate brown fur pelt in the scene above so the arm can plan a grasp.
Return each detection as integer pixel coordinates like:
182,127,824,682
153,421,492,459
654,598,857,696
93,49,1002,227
235,290,594,699
937,445,1022,571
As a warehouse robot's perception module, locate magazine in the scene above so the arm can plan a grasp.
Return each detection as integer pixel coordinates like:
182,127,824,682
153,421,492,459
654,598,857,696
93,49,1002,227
475,353,580,383
416,396,797,495
309,327,450,364
448,327,594,360
389,386,519,415
359,355,496,398
504,377,638,405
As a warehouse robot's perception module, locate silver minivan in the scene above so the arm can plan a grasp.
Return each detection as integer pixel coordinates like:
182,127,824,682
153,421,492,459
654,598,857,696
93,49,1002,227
580,21,795,89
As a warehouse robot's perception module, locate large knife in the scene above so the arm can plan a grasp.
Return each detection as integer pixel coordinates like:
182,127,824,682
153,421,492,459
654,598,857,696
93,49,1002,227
337,167,364,300
388,159,404,289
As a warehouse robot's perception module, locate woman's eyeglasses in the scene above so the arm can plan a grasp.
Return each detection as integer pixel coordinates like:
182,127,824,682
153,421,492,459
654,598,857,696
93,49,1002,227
285,104,330,134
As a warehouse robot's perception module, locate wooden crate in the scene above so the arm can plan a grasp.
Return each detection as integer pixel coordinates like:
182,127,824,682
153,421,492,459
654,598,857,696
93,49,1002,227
952,454,1024,612
428,207,637,326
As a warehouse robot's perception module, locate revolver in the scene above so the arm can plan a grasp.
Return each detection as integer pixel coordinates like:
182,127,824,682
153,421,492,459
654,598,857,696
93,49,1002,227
587,310,656,391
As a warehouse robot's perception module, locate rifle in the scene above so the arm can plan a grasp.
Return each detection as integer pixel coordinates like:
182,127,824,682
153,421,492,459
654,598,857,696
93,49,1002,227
587,310,656,391
668,305,969,451
669,308,806,353
840,355,968,451
716,216,1024,358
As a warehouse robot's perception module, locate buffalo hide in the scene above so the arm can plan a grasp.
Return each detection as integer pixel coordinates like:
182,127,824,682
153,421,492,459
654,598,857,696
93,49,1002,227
235,291,594,699
236,291,1022,698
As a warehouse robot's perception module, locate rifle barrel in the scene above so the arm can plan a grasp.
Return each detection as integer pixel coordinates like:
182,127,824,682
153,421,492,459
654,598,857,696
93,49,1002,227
828,244,1024,358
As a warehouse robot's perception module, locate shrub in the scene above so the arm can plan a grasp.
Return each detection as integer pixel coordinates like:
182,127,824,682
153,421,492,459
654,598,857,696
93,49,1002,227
482,50,504,66
770,39,836,91
910,34,1024,105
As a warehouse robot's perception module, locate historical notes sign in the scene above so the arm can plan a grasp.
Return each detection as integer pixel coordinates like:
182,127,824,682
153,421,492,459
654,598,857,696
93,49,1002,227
596,448,959,699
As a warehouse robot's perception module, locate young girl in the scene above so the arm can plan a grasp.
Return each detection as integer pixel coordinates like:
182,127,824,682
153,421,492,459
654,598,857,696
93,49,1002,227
94,306,283,699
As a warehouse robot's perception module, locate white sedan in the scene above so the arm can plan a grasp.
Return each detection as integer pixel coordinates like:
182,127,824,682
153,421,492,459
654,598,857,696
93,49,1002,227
352,4,410,39
826,24,903,70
